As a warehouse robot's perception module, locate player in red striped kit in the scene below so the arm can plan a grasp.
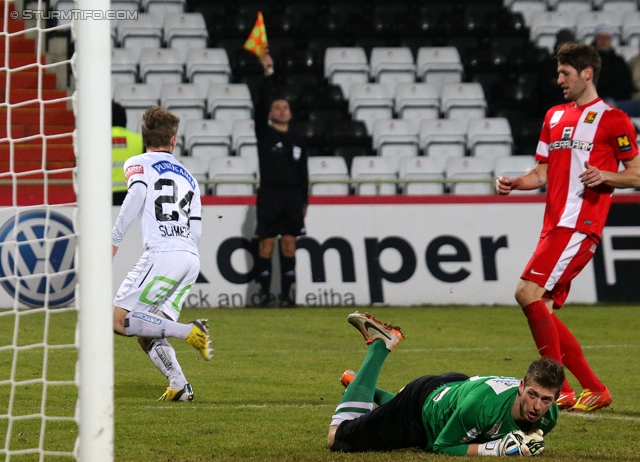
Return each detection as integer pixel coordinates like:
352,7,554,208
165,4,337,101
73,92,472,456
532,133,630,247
496,43,640,412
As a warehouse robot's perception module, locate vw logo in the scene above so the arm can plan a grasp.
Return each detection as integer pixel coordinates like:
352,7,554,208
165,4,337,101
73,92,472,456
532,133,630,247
0,210,77,307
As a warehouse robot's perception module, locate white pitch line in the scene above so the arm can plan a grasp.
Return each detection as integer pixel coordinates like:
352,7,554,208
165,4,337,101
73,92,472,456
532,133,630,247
562,412,640,423
398,344,640,353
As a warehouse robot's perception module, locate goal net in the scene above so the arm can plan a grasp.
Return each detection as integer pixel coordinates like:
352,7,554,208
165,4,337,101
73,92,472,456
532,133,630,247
1,0,113,460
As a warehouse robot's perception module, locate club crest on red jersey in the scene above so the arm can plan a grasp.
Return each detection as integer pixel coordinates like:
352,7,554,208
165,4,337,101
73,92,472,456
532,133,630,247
583,111,597,124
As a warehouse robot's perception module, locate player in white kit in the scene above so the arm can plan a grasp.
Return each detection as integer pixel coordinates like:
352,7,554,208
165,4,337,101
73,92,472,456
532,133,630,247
112,107,212,402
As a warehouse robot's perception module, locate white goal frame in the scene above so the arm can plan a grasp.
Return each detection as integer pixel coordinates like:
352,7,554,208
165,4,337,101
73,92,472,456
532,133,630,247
73,1,114,460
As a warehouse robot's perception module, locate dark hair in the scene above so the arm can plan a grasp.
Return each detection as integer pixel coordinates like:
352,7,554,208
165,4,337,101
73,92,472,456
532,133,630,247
141,106,179,148
112,101,127,128
556,42,602,86
523,357,565,392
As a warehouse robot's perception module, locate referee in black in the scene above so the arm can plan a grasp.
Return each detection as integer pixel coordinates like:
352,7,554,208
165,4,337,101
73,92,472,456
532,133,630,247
253,52,308,307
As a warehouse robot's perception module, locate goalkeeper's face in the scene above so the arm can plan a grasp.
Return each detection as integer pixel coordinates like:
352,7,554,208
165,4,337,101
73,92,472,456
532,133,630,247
516,380,558,423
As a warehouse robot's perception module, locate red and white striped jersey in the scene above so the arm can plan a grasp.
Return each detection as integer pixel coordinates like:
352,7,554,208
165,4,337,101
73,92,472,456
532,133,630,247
536,98,637,239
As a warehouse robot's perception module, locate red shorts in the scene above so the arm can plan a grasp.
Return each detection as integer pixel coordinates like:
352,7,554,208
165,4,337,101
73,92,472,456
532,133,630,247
521,227,598,308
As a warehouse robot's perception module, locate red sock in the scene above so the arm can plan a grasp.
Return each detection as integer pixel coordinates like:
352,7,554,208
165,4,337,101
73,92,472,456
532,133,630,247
552,314,605,392
523,301,574,393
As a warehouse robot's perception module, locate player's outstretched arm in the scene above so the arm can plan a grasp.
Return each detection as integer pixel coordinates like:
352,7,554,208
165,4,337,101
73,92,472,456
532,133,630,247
581,157,640,189
495,163,548,195
472,430,544,457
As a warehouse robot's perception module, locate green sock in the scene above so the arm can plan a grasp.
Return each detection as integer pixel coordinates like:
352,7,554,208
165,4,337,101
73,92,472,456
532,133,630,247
338,340,389,405
374,387,396,405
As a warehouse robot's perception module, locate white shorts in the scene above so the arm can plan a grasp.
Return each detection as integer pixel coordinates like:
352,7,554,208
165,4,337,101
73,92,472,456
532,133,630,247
114,250,199,322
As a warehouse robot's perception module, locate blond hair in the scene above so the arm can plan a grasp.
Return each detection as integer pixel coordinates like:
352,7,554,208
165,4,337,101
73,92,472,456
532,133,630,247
141,106,179,149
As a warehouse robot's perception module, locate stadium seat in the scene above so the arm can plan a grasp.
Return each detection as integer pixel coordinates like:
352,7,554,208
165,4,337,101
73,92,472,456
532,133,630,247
420,119,467,160
324,47,370,98
509,0,546,27
576,11,622,46
207,83,253,121
440,82,487,121
231,119,257,158
348,83,394,134
530,11,576,53
178,155,207,195
622,12,640,49
350,156,397,195
308,156,350,195
184,119,231,159
416,47,463,92
493,155,539,195
372,119,420,170
600,0,637,14
163,13,209,51
369,47,416,94
208,156,256,196
394,83,440,121
142,0,185,14
160,83,207,127
554,1,594,30
111,0,140,15
466,118,514,159
50,0,74,26
185,48,232,89
399,156,447,195
113,83,161,132
445,157,494,195
139,48,184,87
117,13,163,59
111,48,138,92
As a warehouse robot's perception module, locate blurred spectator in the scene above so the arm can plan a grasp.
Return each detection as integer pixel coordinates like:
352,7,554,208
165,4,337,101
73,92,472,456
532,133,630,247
112,101,144,205
537,29,576,116
592,25,634,103
627,48,640,100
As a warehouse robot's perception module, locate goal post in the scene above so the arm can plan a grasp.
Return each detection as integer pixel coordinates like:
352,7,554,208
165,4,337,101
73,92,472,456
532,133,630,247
73,0,114,460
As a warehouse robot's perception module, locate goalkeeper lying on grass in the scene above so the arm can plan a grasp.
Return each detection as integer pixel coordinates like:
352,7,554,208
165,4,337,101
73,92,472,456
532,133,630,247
328,312,562,456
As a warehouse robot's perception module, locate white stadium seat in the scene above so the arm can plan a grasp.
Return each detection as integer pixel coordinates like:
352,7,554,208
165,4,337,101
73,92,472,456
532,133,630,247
308,156,350,195
622,12,640,49
372,119,420,170
416,47,463,92
184,119,231,159
530,11,576,53
207,83,254,121
142,0,185,14
576,11,623,47
440,82,487,122
160,83,207,133
399,156,447,195
208,157,256,196
554,1,594,31
163,12,209,50
445,157,494,195
113,83,161,132
231,119,257,156
466,118,514,159
111,48,138,92
348,83,394,134
420,119,467,160
324,47,370,98
138,48,184,87
395,83,440,121
509,0,546,27
369,47,416,94
185,48,232,88
350,156,397,195
117,13,163,59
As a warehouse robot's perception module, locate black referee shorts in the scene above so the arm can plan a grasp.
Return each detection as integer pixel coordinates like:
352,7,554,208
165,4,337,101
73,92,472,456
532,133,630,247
255,186,306,238
331,372,469,453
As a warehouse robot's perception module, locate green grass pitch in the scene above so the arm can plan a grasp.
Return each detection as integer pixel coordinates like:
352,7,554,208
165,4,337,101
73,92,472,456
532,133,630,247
2,305,640,461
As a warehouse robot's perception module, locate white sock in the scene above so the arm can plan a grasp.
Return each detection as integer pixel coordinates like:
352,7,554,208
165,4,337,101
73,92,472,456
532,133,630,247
125,312,192,339
148,339,187,390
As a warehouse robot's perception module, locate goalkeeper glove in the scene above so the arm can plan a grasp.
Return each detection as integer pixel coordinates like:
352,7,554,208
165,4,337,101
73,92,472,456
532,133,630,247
477,429,545,457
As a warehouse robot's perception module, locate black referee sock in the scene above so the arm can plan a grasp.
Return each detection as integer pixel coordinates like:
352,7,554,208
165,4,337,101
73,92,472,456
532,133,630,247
280,255,296,299
255,256,272,295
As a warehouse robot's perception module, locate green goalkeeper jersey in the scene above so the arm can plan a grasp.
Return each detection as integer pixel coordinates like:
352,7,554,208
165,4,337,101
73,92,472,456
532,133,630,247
421,375,558,455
